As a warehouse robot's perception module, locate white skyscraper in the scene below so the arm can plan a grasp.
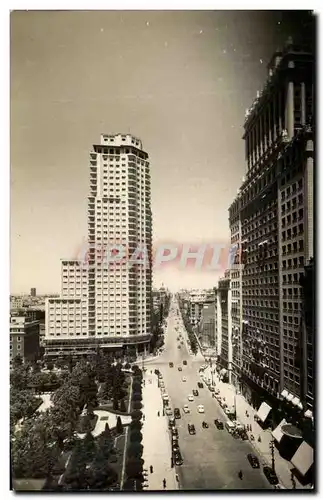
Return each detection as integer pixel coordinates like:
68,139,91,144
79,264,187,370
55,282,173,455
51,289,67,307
44,134,152,358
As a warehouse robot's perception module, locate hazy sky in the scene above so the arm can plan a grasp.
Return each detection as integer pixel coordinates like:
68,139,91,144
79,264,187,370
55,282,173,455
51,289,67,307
10,10,305,293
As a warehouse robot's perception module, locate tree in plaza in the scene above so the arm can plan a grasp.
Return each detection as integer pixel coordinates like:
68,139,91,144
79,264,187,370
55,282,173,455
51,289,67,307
10,363,29,391
126,456,144,479
116,416,123,434
11,418,59,479
10,388,42,423
131,410,143,421
63,440,89,491
97,424,114,459
119,399,127,412
83,431,96,463
129,429,143,443
132,401,142,410
88,448,118,490
132,393,142,403
130,419,142,431
127,441,143,459
46,361,54,371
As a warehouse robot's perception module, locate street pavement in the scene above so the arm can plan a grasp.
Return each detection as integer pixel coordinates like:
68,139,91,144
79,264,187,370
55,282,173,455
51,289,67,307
202,366,310,490
141,371,178,491
144,298,272,490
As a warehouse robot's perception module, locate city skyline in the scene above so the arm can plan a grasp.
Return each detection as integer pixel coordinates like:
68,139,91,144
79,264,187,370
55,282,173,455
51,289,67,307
10,10,311,293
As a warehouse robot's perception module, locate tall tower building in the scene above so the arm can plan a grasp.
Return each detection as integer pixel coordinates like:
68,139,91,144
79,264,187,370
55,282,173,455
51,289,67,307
44,134,152,358
30,288,36,297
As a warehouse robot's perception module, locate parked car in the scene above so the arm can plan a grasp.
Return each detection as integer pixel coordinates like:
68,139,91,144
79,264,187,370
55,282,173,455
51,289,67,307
209,387,215,392
197,382,204,388
247,453,260,469
168,417,176,428
183,360,187,365
165,408,173,416
188,394,194,402
188,424,196,435
171,427,178,437
174,450,183,466
183,405,190,414
193,389,199,396
263,466,279,485
182,376,187,382
197,405,205,414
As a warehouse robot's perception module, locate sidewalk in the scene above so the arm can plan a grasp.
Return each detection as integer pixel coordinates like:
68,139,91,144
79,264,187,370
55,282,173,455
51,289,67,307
202,366,309,490
141,372,178,491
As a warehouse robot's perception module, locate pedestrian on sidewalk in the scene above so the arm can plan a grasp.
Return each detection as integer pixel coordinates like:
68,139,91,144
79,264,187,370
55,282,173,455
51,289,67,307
175,474,179,482
163,478,166,489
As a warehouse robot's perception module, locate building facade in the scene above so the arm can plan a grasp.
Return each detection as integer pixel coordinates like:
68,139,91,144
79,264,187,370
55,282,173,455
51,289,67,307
30,288,37,297
10,316,40,364
197,296,216,349
228,40,314,412
44,134,152,358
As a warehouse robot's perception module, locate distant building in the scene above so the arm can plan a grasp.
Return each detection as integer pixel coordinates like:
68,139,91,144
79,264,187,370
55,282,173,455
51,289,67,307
10,316,40,364
197,295,215,349
10,296,24,309
30,288,36,297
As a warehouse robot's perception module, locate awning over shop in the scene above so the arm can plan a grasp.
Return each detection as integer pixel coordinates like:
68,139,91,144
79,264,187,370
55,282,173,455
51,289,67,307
220,368,227,375
256,402,272,423
304,409,313,419
292,396,301,406
281,424,303,439
291,441,314,477
281,389,288,399
272,419,288,443
286,393,294,402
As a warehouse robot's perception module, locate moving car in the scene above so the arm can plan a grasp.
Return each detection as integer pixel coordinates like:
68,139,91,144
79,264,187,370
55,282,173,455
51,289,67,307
197,405,205,414
165,408,173,416
162,394,169,401
182,376,187,382
209,387,215,392
178,367,182,371
174,407,181,419
197,382,204,389
214,389,220,394
247,453,260,469
177,345,181,349
183,405,190,414
188,423,196,435
192,389,199,396
188,395,194,402
169,362,174,368
214,419,224,430
183,360,187,365
263,466,279,485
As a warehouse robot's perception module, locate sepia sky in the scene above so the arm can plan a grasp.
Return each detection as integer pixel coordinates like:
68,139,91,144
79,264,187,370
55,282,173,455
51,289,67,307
10,10,311,293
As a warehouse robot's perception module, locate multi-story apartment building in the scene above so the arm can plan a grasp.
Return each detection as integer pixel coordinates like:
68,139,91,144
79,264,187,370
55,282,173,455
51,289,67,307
197,295,216,349
216,271,231,383
228,198,244,386
10,296,24,309
10,316,40,364
299,258,314,414
229,39,314,412
44,134,153,358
